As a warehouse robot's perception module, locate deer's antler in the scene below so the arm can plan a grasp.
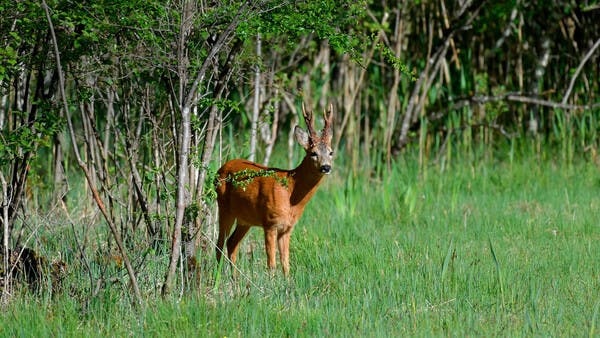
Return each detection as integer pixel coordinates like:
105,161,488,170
301,103,318,139
321,103,333,143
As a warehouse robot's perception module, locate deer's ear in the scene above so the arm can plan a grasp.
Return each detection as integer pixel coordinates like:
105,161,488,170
294,126,310,149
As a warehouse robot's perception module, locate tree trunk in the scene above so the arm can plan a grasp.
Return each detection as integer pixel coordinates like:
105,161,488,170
249,32,262,162
1,172,10,305
162,105,191,297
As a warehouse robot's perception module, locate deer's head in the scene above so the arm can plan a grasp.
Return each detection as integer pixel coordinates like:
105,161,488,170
294,104,334,175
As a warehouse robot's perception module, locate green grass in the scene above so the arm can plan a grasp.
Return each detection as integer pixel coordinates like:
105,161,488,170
2,155,600,336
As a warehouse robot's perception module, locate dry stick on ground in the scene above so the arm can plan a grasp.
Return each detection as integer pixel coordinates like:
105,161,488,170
41,0,143,306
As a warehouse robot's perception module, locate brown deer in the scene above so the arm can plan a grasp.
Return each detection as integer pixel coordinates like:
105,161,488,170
215,104,333,275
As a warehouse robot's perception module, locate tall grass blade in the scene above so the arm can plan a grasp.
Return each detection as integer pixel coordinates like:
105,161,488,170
489,238,505,308
527,279,539,333
404,185,417,216
590,299,600,338
441,238,454,282
213,250,224,291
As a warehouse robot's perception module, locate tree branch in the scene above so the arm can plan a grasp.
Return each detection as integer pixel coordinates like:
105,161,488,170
428,93,600,123
562,37,600,105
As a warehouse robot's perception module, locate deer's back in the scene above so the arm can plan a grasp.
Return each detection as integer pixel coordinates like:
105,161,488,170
216,159,294,226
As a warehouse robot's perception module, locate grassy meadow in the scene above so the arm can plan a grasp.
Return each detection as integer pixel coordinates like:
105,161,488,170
2,148,600,336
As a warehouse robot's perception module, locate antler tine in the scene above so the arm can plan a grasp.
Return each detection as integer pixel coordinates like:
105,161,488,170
324,103,333,127
301,102,318,138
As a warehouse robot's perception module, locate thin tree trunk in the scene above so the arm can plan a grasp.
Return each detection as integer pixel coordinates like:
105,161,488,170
6,55,42,230
281,91,299,168
52,133,67,204
397,19,435,151
385,4,406,170
318,42,331,111
188,103,218,254
1,172,10,305
249,32,262,162
163,0,195,298
122,114,157,241
262,87,279,166
162,104,191,297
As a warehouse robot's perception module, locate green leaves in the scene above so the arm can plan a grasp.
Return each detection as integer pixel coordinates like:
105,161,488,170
375,38,416,81
0,45,18,84
219,168,288,191
236,0,366,56
0,112,64,162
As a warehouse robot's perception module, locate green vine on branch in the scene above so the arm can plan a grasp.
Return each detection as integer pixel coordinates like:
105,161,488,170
372,33,416,81
218,169,289,191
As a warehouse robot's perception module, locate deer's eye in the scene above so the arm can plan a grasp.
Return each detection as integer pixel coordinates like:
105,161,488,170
329,151,334,156
311,152,318,157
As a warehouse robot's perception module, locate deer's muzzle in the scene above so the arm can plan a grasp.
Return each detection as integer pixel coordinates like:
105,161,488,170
320,165,331,174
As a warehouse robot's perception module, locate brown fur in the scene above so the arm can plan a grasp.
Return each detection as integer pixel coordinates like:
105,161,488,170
215,105,333,275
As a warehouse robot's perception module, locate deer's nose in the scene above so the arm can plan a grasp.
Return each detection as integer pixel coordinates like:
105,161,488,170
320,165,331,174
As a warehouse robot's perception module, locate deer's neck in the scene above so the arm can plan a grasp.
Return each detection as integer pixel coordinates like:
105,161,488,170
289,156,325,207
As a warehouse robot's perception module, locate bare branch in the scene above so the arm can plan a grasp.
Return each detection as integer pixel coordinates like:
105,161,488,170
562,37,600,105
429,93,600,123
509,94,600,110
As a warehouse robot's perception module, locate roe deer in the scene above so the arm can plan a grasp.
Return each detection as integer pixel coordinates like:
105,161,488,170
215,104,333,275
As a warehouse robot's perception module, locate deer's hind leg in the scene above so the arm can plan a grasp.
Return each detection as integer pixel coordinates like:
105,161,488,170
226,224,251,267
216,211,235,264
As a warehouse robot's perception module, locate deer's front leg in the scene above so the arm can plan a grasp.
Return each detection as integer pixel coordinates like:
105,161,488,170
278,230,292,276
264,226,278,271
